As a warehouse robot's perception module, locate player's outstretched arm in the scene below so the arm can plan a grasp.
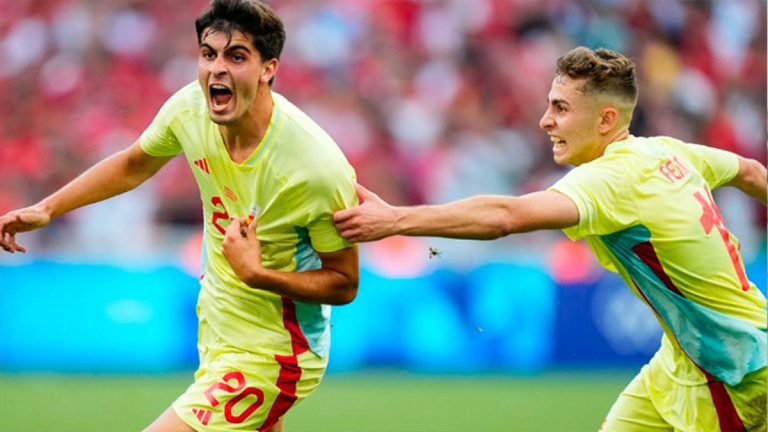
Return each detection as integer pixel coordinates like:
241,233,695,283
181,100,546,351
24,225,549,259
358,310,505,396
333,184,580,243
726,156,767,206
223,217,359,305
0,142,174,254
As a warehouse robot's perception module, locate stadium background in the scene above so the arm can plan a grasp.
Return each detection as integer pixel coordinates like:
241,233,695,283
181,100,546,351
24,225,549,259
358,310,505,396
0,0,765,431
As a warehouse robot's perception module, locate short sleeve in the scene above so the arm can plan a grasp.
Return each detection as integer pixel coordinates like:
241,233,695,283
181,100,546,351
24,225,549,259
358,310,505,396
548,160,636,240
305,169,358,253
658,138,739,190
139,94,184,157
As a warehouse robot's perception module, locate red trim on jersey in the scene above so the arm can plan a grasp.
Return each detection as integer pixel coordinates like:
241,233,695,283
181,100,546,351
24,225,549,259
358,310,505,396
630,279,746,432
632,241,685,298
702,370,746,432
258,297,310,431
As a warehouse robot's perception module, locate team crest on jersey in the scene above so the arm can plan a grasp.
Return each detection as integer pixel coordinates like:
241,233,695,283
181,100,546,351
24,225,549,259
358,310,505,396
224,186,238,202
194,158,210,174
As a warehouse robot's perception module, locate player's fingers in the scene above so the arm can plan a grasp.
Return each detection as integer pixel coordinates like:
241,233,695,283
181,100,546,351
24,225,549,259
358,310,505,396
247,214,258,232
223,217,242,239
229,217,251,238
7,234,25,253
354,183,372,204
339,227,361,243
333,208,356,224
0,225,14,252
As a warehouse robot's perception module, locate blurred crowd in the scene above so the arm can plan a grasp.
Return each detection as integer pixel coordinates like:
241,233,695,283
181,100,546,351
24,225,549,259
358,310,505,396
0,0,765,258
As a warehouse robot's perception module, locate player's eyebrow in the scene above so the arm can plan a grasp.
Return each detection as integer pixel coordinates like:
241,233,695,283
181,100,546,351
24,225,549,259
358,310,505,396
548,98,569,106
199,42,253,55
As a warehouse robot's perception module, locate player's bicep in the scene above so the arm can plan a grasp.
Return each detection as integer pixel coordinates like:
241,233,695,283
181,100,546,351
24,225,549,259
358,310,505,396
124,141,175,183
725,156,767,205
515,191,579,231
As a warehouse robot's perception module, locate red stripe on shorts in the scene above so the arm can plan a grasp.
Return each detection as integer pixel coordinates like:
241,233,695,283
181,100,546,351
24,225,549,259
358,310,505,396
258,297,310,431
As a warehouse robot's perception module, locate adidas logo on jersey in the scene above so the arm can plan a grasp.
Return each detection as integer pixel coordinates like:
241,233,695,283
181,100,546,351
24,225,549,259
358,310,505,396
194,158,210,174
192,408,212,425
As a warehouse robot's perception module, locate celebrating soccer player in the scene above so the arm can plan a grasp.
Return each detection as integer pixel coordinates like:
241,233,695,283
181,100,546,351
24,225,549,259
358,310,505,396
334,47,767,431
0,1,359,431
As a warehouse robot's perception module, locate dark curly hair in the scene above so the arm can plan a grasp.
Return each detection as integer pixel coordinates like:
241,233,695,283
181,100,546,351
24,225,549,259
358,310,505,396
195,0,285,62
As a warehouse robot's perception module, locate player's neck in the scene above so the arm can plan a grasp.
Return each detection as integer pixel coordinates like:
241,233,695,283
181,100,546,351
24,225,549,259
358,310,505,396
605,127,629,146
220,90,274,163
598,127,630,153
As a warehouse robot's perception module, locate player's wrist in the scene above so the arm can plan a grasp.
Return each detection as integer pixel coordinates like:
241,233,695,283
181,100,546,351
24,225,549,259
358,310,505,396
391,206,408,236
241,265,272,289
32,201,55,221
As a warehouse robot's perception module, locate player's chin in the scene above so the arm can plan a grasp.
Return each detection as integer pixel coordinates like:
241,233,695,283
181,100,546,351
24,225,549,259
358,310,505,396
208,103,238,125
208,111,236,126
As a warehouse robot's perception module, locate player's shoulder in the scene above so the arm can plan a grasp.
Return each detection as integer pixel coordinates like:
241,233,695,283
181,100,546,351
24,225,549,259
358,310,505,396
599,135,693,171
272,92,351,166
619,135,689,157
272,92,334,145
159,81,207,123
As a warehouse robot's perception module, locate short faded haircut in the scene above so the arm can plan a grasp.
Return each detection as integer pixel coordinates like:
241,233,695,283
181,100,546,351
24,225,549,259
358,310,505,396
556,47,638,106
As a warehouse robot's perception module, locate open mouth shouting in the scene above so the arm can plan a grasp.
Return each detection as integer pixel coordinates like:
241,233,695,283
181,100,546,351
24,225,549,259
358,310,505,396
209,83,234,113
550,136,566,151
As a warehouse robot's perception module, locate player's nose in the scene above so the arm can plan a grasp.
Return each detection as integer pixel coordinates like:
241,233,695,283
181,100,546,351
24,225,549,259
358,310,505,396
210,56,228,77
539,108,554,130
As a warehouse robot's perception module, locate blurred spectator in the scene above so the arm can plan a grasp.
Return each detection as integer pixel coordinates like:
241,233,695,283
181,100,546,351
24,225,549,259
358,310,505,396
0,0,764,261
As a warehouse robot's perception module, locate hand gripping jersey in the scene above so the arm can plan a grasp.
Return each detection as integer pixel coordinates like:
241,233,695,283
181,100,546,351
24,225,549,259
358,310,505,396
550,135,766,387
139,82,357,360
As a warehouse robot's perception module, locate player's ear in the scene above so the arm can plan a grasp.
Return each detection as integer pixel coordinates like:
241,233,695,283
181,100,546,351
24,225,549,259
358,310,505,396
260,58,278,84
598,106,618,134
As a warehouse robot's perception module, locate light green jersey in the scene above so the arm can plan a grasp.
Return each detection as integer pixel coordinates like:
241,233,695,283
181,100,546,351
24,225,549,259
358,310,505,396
139,82,356,358
550,135,766,386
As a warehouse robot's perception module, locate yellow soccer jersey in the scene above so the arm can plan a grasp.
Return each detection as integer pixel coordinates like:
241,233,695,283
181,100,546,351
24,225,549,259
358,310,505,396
550,135,767,386
139,82,357,359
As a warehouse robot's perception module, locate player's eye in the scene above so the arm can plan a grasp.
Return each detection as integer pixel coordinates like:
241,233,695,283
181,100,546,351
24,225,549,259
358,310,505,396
231,53,245,62
201,50,216,60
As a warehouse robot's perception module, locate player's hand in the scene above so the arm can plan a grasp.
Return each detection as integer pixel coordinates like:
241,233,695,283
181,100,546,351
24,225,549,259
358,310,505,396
0,205,51,253
222,216,263,283
333,184,399,243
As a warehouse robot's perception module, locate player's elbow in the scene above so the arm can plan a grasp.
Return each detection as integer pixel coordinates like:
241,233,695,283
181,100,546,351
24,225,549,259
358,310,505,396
483,218,513,239
492,199,524,238
330,282,358,305
327,269,359,305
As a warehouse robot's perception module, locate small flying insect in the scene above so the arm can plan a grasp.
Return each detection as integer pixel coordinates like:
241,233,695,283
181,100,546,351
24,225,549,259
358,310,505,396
428,246,442,259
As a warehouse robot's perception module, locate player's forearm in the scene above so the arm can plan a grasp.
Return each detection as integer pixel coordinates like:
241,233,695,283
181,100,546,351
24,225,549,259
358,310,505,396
394,192,579,239
727,157,767,206
242,267,358,305
39,145,169,220
395,195,516,240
